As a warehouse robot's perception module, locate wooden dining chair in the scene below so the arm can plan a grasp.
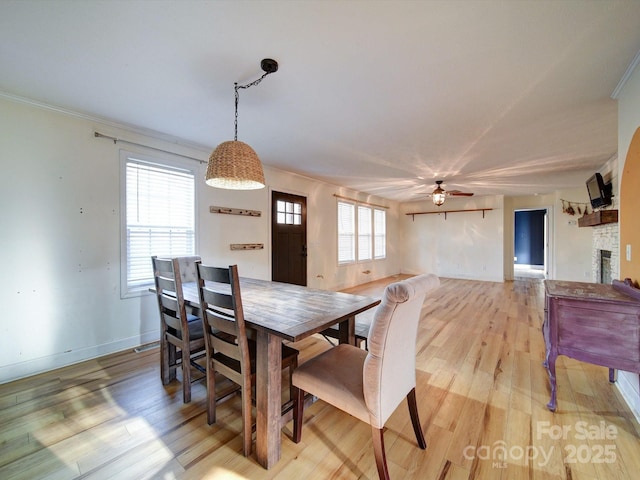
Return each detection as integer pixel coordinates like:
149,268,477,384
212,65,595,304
196,262,299,457
151,255,205,404
292,274,440,480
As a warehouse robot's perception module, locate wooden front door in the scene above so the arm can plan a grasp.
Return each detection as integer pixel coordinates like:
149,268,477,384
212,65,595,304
271,191,307,286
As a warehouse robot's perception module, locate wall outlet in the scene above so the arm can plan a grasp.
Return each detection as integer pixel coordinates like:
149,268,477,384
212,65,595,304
626,244,632,262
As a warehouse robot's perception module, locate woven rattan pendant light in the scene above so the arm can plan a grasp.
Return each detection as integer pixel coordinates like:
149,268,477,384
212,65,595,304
206,59,278,190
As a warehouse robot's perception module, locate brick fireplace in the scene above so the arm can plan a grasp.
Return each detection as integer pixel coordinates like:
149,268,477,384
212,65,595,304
591,222,619,283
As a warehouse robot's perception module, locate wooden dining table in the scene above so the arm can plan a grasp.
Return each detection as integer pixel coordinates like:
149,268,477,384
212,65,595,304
179,277,380,469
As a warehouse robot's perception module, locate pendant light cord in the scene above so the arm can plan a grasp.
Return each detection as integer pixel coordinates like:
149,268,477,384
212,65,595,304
234,70,273,141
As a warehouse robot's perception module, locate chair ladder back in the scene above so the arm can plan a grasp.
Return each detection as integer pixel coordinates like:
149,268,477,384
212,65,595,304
155,276,177,294
152,255,205,404
195,261,299,457
196,263,251,378
161,312,182,333
152,256,188,334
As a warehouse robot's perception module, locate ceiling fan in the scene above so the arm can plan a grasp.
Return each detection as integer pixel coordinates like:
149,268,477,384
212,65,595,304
430,180,474,206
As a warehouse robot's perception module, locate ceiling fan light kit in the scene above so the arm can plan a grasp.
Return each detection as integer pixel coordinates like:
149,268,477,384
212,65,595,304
432,180,446,206
206,58,278,190
430,180,474,206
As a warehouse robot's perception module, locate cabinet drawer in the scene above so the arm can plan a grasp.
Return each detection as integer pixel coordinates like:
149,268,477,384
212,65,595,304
556,304,640,363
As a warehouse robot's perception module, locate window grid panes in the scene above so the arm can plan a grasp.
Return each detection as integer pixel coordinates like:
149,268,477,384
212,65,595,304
276,200,302,225
124,157,195,294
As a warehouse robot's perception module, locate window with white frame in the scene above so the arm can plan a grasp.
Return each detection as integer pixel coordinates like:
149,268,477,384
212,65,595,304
374,208,386,259
337,200,386,264
337,201,356,264
121,152,196,297
358,205,372,261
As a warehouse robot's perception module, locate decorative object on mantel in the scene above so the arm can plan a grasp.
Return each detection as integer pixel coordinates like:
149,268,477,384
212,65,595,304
206,58,279,190
406,208,492,221
577,209,618,227
560,198,591,216
210,206,261,217
230,243,264,251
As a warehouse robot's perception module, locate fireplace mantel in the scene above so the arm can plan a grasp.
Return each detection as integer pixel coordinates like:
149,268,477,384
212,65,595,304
578,209,618,227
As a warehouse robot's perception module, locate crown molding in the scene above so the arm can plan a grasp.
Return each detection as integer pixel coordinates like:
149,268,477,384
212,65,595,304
611,48,640,100
0,90,212,154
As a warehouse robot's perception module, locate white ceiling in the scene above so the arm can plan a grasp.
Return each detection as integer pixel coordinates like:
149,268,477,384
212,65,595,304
2,1,640,202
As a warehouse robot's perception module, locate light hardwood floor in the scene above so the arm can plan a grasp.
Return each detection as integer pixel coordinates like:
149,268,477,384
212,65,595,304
1,276,639,479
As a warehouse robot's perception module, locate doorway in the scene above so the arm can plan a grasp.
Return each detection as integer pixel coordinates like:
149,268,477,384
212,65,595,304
514,209,547,279
271,191,307,286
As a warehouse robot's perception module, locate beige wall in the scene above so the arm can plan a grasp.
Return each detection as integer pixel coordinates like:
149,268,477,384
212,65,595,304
0,84,626,385
619,128,640,281
0,95,401,383
615,57,640,420
400,195,505,282
400,189,593,285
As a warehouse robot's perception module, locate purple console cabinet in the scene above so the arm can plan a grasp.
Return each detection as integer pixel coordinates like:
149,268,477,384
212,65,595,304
543,280,640,412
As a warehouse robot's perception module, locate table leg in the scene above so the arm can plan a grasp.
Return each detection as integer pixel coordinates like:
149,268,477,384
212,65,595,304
338,316,355,345
255,330,282,469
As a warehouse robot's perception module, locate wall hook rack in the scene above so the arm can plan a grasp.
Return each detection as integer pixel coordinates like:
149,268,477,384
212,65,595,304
210,205,261,217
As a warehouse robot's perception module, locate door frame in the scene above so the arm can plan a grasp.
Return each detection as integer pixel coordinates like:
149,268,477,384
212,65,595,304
512,206,554,279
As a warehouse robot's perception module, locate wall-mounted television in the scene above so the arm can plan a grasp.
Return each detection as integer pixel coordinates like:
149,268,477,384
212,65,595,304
586,172,612,209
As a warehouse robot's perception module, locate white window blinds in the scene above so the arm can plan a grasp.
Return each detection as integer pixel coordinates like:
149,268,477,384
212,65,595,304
337,201,386,264
337,201,355,264
358,205,372,261
123,157,195,294
374,208,386,259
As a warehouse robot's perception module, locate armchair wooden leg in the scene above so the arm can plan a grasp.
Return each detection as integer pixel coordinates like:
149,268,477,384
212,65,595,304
292,386,304,443
407,388,426,449
371,426,390,480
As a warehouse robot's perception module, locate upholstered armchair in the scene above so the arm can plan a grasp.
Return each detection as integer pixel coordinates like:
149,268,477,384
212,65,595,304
292,273,440,480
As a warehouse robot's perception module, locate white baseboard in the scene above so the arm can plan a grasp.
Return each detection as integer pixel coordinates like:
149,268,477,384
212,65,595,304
616,370,640,423
0,331,159,384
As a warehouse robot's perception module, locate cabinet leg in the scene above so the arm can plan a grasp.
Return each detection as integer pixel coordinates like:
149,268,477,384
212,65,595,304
546,354,557,412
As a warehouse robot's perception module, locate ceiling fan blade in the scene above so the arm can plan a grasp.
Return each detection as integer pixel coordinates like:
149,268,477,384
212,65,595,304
448,190,474,196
